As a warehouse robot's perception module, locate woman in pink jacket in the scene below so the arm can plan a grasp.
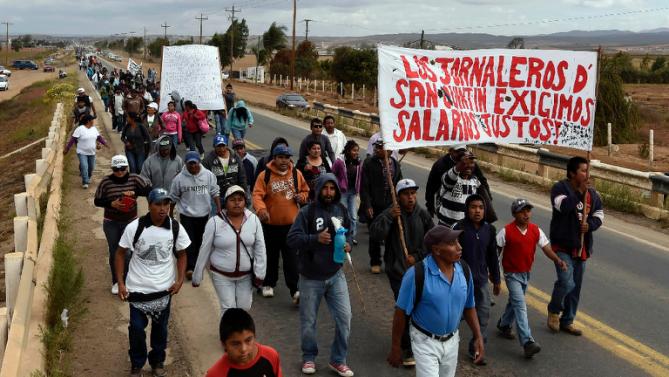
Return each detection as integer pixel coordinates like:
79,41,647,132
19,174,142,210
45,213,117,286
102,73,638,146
183,100,207,156
159,101,182,146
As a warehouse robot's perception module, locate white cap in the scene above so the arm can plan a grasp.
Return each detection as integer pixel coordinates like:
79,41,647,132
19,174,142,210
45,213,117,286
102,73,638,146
396,178,419,194
148,102,158,110
77,87,85,94
450,144,467,151
224,185,246,201
111,155,129,168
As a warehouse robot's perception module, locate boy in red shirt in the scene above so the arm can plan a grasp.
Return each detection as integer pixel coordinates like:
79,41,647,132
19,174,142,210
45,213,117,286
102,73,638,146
206,308,283,377
495,199,567,359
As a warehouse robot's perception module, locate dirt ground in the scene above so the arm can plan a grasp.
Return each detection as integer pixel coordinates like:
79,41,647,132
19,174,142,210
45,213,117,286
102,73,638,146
0,70,58,102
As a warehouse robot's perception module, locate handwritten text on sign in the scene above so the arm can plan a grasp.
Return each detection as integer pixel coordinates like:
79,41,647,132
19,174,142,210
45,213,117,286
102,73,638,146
159,45,225,113
377,46,598,151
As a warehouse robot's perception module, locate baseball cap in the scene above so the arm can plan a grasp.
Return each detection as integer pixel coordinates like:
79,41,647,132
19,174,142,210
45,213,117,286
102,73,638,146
224,185,246,201
76,87,85,94
158,137,172,148
214,134,229,146
111,155,129,168
450,144,467,151
373,137,384,147
461,150,476,160
424,225,463,251
395,178,419,194
232,139,245,149
148,188,172,204
511,198,533,214
147,102,158,110
272,145,293,157
184,151,201,163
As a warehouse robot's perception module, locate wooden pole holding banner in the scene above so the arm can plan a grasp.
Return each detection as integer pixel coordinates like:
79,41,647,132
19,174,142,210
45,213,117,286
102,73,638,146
382,150,410,260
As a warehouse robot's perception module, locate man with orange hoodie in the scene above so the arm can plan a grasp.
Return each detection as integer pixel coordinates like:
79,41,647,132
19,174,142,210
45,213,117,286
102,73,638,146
253,145,310,304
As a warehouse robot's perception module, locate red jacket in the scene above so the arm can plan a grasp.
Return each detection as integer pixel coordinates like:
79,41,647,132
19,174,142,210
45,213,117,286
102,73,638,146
183,109,207,133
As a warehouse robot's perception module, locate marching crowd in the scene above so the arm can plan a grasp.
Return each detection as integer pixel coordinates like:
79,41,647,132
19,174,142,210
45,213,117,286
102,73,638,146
67,54,604,377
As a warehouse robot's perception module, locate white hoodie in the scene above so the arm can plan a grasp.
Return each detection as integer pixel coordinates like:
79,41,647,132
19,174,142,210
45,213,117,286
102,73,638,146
169,165,220,217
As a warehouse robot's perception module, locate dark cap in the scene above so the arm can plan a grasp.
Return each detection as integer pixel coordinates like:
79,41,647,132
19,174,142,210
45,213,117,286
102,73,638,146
79,114,96,125
158,137,172,148
511,198,533,214
272,145,293,157
424,225,463,251
148,188,172,204
232,139,245,149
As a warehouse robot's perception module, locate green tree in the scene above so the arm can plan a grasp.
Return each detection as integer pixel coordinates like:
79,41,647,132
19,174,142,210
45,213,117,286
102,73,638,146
124,36,143,55
507,37,525,49
640,54,652,71
148,38,169,58
209,19,249,69
330,46,377,88
651,56,666,72
173,37,194,46
269,48,292,78
295,40,319,79
262,22,288,80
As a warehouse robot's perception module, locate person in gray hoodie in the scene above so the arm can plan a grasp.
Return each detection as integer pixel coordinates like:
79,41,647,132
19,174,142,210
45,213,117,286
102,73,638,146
170,151,221,278
140,135,184,191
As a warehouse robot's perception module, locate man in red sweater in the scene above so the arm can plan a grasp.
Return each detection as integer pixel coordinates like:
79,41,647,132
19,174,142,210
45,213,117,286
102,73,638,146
495,199,567,359
206,308,283,377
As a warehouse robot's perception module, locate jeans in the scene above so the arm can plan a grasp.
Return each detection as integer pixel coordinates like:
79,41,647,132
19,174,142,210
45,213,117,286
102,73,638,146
299,269,352,364
180,214,209,271
125,149,146,174
262,224,299,295
367,205,386,266
389,276,411,352
113,114,125,132
163,133,178,147
341,192,358,239
469,282,491,355
128,300,171,369
214,113,227,136
410,326,459,377
101,96,109,112
499,272,533,346
548,251,586,326
231,128,246,140
184,130,204,154
210,271,253,314
77,154,95,185
102,220,130,284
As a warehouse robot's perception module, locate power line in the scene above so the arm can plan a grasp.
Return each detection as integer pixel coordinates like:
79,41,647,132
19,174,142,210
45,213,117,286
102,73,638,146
161,22,171,40
1,21,12,66
196,13,209,44
225,5,242,72
302,19,315,41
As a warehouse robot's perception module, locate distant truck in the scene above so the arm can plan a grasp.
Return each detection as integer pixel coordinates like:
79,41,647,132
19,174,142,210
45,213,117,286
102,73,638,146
11,60,39,70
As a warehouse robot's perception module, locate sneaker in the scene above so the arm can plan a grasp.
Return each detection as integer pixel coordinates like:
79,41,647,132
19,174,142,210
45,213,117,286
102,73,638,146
130,367,143,377
547,312,560,333
111,283,119,295
468,350,487,366
301,361,316,374
523,341,541,358
352,239,358,246
292,291,300,306
262,286,274,298
401,349,416,367
151,363,166,377
496,319,515,340
370,265,381,274
560,323,583,336
82,184,89,189
329,362,354,377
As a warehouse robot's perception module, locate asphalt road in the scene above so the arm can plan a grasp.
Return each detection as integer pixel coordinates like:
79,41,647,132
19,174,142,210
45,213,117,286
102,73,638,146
233,108,669,377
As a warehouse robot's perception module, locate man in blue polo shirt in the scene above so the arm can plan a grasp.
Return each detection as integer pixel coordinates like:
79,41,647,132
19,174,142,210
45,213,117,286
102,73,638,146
387,225,484,377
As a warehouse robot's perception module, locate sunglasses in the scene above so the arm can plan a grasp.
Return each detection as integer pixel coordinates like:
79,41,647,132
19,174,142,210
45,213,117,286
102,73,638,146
112,166,127,172
312,124,323,129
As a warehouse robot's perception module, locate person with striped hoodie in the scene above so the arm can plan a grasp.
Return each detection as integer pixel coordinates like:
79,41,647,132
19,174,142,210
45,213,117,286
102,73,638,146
436,151,481,227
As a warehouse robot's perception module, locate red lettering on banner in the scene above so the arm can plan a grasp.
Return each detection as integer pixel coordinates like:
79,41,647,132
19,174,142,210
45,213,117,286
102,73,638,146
390,79,408,108
401,55,419,79
436,109,450,140
471,57,485,87
529,117,541,139
423,109,435,141
538,92,551,117
558,94,573,120
476,88,487,113
415,56,438,82
541,118,552,142
508,90,530,115
500,115,511,137
581,98,594,126
408,111,421,140
482,58,496,87
573,64,588,94
479,114,493,137
553,120,562,144
435,57,453,85
554,60,568,91
496,56,509,87
395,111,410,141
451,110,464,141
527,57,544,88
542,62,556,90
509,56,527,88
408,80,425,107
572,97,583,123
460,57,473,87
450,58,461,86
494,88,506,114
514,116,529,138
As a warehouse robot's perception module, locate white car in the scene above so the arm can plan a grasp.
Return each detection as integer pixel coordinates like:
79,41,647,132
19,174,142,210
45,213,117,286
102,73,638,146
0,66,11,77
0,75,9,91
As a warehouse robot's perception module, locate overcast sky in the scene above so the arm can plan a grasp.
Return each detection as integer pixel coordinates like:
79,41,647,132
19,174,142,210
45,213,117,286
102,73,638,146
3,0,669,37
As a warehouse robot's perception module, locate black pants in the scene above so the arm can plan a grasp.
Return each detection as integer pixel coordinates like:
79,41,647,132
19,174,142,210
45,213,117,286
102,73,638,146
180,214,209,271
262,223,299,295
368,205,387,266
389,276,411,352
184,130,204,155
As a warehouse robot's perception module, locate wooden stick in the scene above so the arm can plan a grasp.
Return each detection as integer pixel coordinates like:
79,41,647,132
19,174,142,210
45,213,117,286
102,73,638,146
346,254,366,313
383,150,410,260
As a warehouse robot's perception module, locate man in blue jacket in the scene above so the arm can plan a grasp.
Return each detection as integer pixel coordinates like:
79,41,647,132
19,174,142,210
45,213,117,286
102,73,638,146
547,156,604,336
287,173,354,377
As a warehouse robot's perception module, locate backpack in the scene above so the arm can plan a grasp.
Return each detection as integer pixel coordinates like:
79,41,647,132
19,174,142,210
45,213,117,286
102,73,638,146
133,216,181,256
413,259,471,309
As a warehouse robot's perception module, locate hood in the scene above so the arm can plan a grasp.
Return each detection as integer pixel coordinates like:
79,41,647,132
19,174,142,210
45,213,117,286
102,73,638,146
235,100,247,109
156,135,177,160
314,173,341,206
170,90,182,102
267,160,294,175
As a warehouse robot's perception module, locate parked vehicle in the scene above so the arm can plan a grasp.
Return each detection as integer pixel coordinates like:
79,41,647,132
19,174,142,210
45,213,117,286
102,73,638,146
0,75,9,91
276,93,310,109
11,60,39,70
43,65,55,72
0,66,11,76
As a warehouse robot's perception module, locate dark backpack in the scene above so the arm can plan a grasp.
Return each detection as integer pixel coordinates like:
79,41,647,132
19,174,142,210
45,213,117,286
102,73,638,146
133,216,181,256
414,259,471,309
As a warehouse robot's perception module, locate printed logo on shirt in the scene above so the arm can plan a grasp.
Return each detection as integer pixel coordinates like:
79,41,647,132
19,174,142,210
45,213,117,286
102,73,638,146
270,178,295,200
135,237,172,266
183,185,209,194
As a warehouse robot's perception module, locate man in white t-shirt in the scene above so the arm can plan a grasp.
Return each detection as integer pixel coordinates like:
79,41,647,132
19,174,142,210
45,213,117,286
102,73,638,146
116,188,191,377
323,115,347,158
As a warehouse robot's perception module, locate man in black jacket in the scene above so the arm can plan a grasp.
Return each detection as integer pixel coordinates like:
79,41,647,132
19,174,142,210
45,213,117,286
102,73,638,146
453,194,501,365
360,138,403,273
202,134,247,211
370,178,434,367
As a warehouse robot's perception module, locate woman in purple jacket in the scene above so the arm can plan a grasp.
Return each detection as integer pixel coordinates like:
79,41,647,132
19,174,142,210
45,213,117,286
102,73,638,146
332,140,362,245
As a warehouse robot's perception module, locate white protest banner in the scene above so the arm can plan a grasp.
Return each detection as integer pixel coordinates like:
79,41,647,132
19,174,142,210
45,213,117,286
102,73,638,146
378,45,598,151
127,58,142,76
158,45,225,113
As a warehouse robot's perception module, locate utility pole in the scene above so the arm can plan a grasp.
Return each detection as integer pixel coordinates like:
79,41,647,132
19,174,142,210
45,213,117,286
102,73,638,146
420,29,425,49
255,35,262,84
303,19,314,41
161,22,170,41
225,5,241,74
143,26,147,60
290,0,296,90
196,13,208,44
2,21,11,66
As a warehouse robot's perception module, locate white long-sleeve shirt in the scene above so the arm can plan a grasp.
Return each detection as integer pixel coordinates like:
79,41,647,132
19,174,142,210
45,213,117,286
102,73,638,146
326,128,347,158
192,209,266,285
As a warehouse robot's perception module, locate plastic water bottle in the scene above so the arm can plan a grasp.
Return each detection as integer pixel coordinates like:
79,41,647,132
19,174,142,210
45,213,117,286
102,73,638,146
331,217,347,264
